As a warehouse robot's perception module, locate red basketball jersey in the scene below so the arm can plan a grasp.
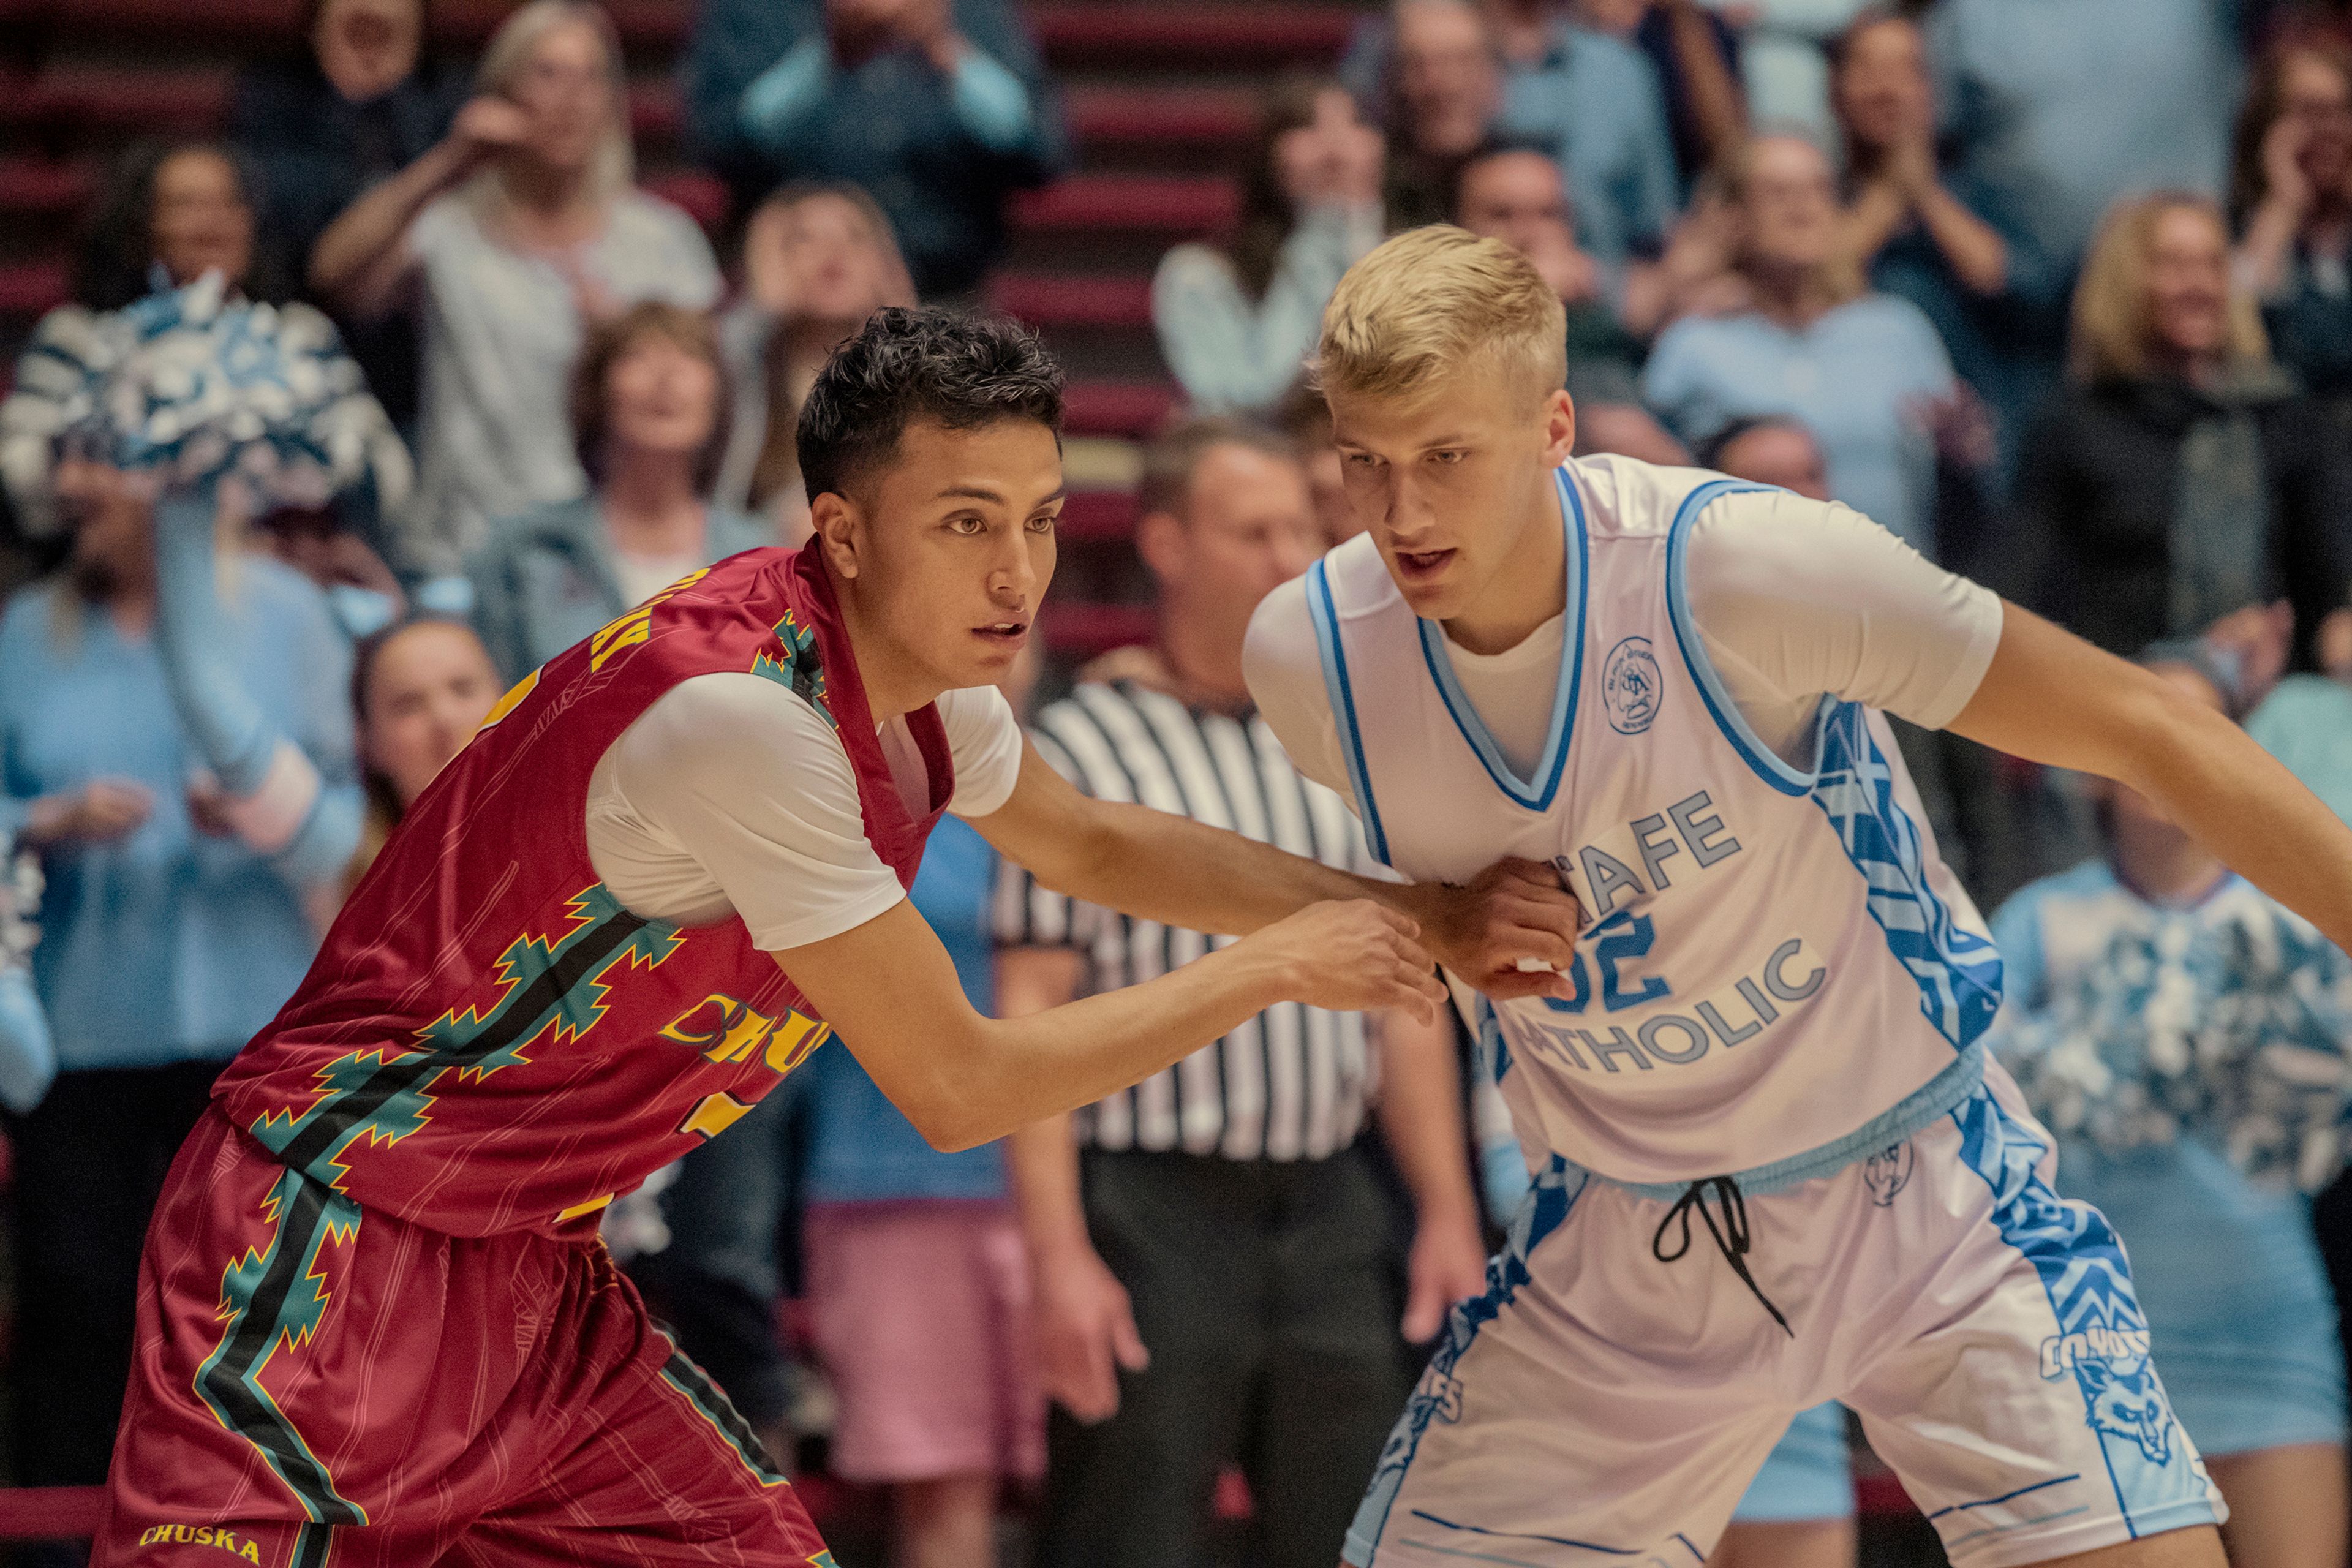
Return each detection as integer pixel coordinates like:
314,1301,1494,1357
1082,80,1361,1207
213,546,951,1238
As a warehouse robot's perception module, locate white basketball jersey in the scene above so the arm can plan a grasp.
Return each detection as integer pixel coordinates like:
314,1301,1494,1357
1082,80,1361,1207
1305,457,2002,1189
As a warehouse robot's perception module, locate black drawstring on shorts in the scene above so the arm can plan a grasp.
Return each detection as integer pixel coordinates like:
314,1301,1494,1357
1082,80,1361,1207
1651,1175,1793,1337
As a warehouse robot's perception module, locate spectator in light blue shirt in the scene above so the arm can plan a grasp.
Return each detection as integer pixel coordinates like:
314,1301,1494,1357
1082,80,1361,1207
1645,132,1958,556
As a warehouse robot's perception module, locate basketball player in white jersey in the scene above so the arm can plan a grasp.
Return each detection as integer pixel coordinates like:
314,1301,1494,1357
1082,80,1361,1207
1243,227,2352,1568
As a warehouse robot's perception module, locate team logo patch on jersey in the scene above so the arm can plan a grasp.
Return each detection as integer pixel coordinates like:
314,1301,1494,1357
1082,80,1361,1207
1603,636,1663,734
1863,1140,1915,1206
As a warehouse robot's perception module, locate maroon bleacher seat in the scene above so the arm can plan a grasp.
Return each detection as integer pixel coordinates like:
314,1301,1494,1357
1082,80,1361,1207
1011,173,1236,238
0,1487,103,1544
0,262,69,318
1061,380,1177,440
1064,86,1257,153
986,273,1153,331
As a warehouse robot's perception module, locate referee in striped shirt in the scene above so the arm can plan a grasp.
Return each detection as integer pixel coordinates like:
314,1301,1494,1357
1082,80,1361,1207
998,417,1489,1568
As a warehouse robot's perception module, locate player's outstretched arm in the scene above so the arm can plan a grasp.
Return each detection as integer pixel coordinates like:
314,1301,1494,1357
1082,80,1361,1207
772,894,1447,1152
1950,601,2352,952
970,737,1585,1000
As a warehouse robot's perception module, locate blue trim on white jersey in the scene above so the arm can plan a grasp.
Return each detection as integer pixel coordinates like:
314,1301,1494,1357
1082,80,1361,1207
1950,1085,2217,1540
1346,1157,1590,1566
1412,466,1589,813
1306,559,1392,866
1663,479,1828,797
1810,703,2004,1052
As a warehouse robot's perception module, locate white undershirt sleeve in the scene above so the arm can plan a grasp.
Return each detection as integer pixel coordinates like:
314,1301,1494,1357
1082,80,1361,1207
938,684,1025,819
586,674,1031,949
588,673,908,950
1683,492,2005,763
1243,576,1360,810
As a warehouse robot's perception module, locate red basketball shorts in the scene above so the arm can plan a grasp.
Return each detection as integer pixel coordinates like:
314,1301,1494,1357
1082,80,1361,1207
94,1109,833,1568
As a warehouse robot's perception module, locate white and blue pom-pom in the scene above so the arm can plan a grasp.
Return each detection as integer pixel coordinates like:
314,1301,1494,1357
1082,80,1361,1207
59,270,409,513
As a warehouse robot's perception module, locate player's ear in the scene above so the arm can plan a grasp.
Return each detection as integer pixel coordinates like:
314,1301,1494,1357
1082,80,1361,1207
1541,387,1577,465
809,491,862,581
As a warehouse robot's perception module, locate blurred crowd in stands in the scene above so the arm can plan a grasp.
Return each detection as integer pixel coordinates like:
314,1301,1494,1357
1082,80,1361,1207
6,0,2352,1564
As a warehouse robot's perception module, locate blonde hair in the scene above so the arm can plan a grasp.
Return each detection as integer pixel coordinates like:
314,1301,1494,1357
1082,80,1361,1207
467,0,632,215
1317,225,1567,406
2071,192,2270,383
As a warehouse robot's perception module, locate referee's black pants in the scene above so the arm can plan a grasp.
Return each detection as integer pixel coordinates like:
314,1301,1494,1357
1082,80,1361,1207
1035,1142,1417,1568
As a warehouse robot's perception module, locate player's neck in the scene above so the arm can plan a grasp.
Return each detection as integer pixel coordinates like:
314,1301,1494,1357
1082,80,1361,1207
1442,473,1569,657
830,585,942,727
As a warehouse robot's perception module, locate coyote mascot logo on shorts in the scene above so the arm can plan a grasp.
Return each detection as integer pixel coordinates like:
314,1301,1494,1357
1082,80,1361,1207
2039,1321,2177,1464
2076,1356,2176,1465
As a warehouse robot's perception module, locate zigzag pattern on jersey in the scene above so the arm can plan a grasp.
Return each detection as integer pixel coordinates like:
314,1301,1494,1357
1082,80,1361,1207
1954,1089,2141,1343
1354,1158,1589,1555
1954,1087,2187,1479
194,1164,367,1550
1811,703,2003,1050
752,606,833,728
250,883,684,1190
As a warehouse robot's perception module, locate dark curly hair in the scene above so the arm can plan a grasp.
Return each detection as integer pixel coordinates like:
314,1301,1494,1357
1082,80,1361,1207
796,307,1065,504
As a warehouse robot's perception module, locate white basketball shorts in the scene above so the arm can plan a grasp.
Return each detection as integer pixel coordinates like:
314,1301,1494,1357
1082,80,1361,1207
1345,1064,2225,1568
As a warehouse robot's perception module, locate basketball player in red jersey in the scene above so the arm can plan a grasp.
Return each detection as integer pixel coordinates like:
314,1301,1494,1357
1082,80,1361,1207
94,309,1583,1568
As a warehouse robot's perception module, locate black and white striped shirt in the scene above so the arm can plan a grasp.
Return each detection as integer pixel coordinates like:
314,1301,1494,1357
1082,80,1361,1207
995,679,1378,1162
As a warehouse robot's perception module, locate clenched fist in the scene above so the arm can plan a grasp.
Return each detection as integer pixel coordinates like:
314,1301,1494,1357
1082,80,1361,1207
1418,857,1587,1002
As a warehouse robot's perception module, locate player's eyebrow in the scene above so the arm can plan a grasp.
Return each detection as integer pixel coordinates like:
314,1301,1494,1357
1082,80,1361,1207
936,484,1068,506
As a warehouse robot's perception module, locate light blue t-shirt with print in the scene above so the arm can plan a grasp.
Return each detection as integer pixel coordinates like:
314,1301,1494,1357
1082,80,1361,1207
1643,295,1955,556
1988,861,2351,1343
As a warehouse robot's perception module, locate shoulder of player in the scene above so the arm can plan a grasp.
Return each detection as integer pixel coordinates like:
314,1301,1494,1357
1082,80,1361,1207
627,669,851,776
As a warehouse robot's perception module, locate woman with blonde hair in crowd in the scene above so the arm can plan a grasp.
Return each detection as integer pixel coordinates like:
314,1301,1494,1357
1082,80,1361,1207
2233,37,2352,401
311,0,721,594
466,300,769,682
2013,192,2352,674
1642,131,1963,560
720,183,917,544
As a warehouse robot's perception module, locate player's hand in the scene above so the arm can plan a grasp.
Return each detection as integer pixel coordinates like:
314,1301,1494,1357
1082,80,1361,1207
1402,1202,1489,1344
1419,858,1585,1003
1030,1239,1148,1424
1245,900,1446,1022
